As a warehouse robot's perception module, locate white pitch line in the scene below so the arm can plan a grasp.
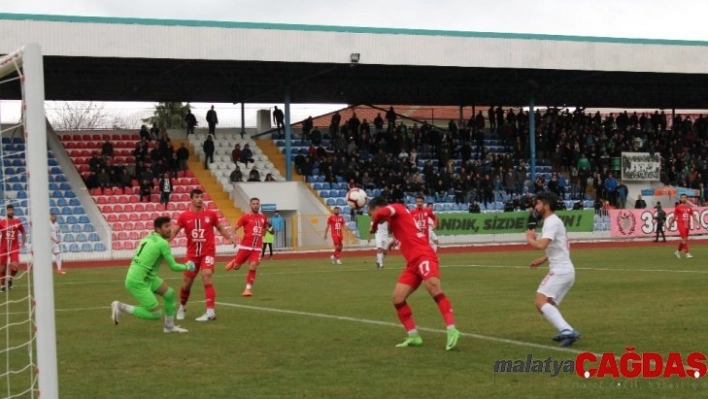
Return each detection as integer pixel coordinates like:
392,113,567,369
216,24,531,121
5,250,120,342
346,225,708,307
444,264,708,274
215,301,594,356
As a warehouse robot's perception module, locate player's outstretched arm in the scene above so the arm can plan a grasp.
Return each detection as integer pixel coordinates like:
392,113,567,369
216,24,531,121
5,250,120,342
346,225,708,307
168,224,182,242
215,221,235,246
159,240,189,272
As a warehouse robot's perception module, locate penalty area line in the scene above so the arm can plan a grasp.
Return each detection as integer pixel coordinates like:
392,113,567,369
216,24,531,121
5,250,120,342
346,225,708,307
215,301,599,356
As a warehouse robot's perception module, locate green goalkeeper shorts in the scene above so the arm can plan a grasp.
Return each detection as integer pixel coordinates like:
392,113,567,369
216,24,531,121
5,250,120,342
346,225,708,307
124,274,164,311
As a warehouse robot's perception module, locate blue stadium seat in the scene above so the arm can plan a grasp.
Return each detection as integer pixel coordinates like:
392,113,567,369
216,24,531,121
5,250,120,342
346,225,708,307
78,216,89,224
66,216,77,224
17,191,27,199
61,207,72,215
76,233,87,243
71,224,82,233
73,207,84,215
59,183,71,191
5,167,15,175
319,190,330,198
64,191,75,199
80,243,92,252
52,191,63,198
13,208,23,216
94,243,106,252
57,198,68,207
326,199,335,206
55,175,66,182
50,207,60,215
89,233,100,242
64,235,75,243
11,183,23,191
83,224,94,233
335,198,346,206
69,198,80,206
60,224,70,233
48,183,58,191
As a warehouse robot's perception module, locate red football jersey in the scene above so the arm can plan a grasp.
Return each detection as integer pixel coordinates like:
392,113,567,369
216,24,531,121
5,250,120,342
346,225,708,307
236,213,269,249
0,218,24,252
410,207,437,238
327,215,346,238
674,204,693,229
177,210,219,257
371,204,436,264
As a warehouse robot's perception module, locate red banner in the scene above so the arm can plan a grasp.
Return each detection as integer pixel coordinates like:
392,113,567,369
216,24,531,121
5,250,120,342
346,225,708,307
609,207,708,238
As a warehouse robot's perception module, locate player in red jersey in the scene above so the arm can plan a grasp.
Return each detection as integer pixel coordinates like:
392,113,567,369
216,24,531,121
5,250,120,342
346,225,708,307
368,197,460,350
324,207,345,264
225,197,269,296
0,204,26,293
673,194,698,259
410,196,438,252
170,189,235,322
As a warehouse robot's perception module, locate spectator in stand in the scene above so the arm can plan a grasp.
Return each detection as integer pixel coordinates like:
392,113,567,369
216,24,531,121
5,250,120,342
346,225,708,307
469,200,481,213
119,169,132,190
97,168,111,191
264,173,276,182
139,179,152,202
617,181,629,209
231,144,242,165
273,106,285,135
329,111,341,139
202,135,215,169
176,144,189,172
248,167,261,182
185,109,197,135
139,125,151,141
302,116,313,141
374,113,384,135
230,166,243,184
311,127,322,146
240,144,255,168
101,139,114,158
604,173,618,207
149,123,161,140
634,194,647,209
206,105,218,135
385,107,396,134
158,172,172,207
89,152,103,173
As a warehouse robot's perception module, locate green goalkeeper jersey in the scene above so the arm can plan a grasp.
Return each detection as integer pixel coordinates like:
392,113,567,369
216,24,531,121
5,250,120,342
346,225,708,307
128,233,187,281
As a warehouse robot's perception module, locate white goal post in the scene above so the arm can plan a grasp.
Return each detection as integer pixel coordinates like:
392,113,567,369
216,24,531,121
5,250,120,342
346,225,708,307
0,43,58,398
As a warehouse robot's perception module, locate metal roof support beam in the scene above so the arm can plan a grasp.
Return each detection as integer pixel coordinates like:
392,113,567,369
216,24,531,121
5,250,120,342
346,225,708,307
284,85,292,181
529,94,537,184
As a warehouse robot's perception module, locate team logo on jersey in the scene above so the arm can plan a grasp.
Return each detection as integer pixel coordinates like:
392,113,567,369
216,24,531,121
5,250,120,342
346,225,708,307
616,211,636,236
205,217,210,223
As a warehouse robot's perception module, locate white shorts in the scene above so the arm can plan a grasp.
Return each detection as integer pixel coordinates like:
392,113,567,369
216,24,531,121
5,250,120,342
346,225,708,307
536,270,575,305
429,230,438,241
52,244,61,255
375,236,389,249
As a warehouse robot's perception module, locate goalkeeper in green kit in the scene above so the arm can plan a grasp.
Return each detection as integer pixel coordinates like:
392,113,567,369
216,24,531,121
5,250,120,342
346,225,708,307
111,216,196,333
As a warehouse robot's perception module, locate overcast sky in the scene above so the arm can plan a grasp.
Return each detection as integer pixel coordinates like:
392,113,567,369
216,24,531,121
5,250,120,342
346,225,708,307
1,0,706,127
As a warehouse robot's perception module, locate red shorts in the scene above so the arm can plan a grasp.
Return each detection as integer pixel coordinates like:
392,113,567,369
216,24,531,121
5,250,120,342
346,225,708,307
678,226,689,239
397,257,440,289
332,236,343,246
183,254,216,279
233,248,261,267
0,250,19,266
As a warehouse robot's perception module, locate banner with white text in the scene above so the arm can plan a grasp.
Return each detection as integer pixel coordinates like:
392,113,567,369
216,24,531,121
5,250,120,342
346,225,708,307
609,207,708,238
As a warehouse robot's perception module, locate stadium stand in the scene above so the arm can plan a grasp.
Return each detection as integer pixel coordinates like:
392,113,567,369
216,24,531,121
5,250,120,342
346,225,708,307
1,136,107,254
187,133,285,195
58,132,234,250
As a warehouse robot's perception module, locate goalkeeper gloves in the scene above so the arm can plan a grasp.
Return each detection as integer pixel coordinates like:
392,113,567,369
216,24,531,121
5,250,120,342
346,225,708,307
185,261,196,272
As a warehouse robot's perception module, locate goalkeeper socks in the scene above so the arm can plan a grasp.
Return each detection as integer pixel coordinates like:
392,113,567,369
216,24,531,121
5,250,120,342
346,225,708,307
394,301,417,333
245,269,256,290
204,284,215,310
433,293,455,327
162,287,176,317
540,303,572,332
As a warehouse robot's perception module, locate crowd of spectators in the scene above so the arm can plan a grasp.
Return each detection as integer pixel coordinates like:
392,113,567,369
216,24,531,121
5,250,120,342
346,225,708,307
82,124,190,203
294,106,708,210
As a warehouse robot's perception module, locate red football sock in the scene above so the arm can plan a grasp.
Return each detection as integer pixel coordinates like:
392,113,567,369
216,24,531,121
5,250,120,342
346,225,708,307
394,302,417,332
0,268,5,286
335,247,342,259
434,293,456,327
180,287,191,306
246,269,257,287
677,243,684,252
9,268,17,278
204,284,215,309
684,243,690,253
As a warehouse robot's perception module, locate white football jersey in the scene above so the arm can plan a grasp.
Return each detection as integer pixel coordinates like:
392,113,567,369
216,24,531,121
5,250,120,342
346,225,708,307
50,221,60,243
541,214,573,273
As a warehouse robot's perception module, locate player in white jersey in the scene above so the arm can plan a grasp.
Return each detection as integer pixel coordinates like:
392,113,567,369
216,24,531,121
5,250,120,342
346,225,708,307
525,192,579,347
368,221,390,269
50,213,65,275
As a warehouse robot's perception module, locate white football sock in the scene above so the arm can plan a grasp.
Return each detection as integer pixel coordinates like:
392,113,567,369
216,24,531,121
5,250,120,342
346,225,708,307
165,316,174,329
540,303,572,331
121,303,136,314
206,308,215,317
376,253,384,265
55,254,62,270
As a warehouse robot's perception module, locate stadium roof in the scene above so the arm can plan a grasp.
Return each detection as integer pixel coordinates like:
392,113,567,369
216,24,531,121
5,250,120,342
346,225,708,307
1,13,708,108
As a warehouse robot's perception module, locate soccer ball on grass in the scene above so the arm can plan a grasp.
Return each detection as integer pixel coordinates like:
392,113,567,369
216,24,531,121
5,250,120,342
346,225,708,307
345,188,368,210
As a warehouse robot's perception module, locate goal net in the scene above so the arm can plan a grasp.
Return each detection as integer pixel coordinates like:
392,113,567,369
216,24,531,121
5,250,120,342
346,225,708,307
0,44,58,398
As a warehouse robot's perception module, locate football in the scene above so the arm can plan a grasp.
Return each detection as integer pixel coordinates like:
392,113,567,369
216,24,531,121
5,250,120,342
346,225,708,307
345,188,368,210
